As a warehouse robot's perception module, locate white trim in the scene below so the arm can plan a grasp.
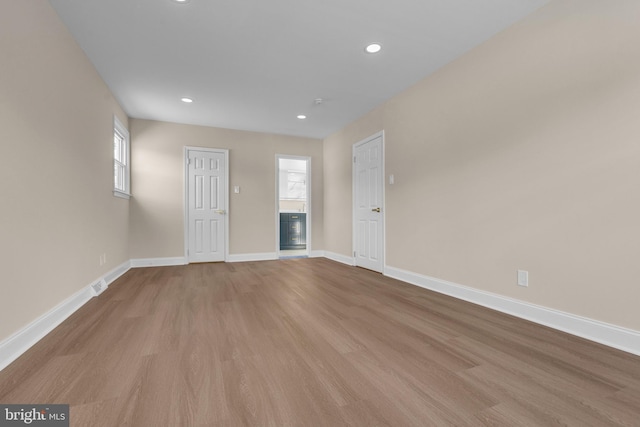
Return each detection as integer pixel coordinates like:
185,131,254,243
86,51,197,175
0,260,131,372
228,252,278,263
0,287,92,372
183,147,230,263
309,250,325,258
384,265,640,357
352,131,385,273
103,260,131,286
130,257,187,268
324,251,356,266
112,190,131,200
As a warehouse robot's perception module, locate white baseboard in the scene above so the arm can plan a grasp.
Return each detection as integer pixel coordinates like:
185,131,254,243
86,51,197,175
105,260,131,284
227,252,278,263
385,265,640,357
324,251,355,266
309,250,325,258
130,257,186,268
0,287,92,372
0,260,131,372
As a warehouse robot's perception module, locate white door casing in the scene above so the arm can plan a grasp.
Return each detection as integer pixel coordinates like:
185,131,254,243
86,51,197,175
185,148,228,263
353,133,384,272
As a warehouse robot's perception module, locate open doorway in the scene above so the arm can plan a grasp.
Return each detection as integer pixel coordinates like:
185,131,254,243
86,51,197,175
276,155,311,258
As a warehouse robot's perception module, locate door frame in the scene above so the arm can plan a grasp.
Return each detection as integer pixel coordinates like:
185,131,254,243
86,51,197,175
352,131,385,272
275,154,312,257
183,146,230,262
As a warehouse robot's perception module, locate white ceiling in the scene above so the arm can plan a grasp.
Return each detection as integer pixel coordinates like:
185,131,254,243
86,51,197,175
49,0,548,139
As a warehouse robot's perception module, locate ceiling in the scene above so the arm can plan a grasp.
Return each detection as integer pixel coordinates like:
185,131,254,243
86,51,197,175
49,0,548,139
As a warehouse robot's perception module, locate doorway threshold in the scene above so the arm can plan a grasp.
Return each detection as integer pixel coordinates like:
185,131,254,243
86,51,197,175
279,249,308,259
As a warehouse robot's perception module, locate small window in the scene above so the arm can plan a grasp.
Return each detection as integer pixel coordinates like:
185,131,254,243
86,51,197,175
113,116,130,199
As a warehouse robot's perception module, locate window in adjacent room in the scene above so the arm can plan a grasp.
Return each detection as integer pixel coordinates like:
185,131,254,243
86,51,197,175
113,116,130,199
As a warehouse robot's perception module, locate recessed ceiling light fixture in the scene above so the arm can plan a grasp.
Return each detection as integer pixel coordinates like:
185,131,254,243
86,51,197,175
172,0,190,4
297,115,307,120
365,43,382,54
181,97,193,103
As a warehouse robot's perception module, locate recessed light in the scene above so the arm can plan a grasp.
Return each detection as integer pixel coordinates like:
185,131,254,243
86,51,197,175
297,115,307,120
172,0,190,3
181,97,193,103
365,43,382,54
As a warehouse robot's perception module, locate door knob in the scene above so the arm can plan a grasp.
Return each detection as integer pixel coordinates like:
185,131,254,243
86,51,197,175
371,207,381,213
214,209,226,215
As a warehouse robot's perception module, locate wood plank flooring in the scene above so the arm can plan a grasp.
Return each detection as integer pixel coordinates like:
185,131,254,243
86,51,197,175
1,258,639,426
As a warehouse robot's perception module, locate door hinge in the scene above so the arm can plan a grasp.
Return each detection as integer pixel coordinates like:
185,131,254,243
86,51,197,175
353,156,356,163
187,158,192,165
353,251,356,257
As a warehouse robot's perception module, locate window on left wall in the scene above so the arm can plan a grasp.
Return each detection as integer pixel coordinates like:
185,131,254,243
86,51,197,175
113,116,131,199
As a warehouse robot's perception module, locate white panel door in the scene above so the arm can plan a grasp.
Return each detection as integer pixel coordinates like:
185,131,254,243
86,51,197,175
187,150,227,263
354,134,383,272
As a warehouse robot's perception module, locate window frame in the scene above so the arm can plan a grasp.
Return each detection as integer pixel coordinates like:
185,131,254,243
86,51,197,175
113,116,131,199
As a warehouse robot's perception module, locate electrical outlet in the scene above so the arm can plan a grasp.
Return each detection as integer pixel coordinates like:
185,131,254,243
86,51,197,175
517,270,529,287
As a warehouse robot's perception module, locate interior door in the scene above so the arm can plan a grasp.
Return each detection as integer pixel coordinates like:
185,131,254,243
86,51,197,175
354,134,384,272
187,149,227,263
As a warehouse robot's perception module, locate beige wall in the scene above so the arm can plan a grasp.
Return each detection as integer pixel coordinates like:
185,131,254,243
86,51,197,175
129,119,323,258
324,0,640,331
0,2,129,341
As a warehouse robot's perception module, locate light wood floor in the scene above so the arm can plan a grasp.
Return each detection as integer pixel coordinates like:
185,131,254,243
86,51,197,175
1,259,639,426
